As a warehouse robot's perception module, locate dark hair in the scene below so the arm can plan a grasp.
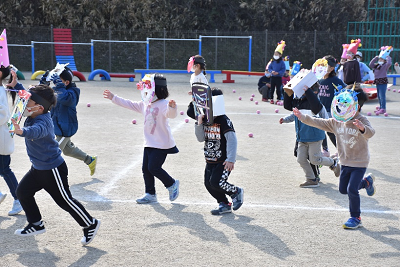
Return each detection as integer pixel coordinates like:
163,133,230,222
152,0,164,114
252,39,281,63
60,67,73,82
211,87,223,96
29,84,57,113
194,55,207,76
1,65,18,104
324,55,338,78
0,65,10,80
154,74,169,99
346,84,368,110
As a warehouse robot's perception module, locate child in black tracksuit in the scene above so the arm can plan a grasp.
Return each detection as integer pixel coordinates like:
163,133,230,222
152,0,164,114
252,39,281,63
193,88,244,215
257,68,271,101
10,84,100,246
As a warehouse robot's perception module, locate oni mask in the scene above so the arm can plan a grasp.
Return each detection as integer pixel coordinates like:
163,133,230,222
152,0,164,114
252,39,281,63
331,84,359,122
137,74,156,106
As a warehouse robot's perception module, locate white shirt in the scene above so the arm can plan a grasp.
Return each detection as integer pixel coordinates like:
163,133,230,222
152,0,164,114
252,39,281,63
190,72,208,86
0,86,14,155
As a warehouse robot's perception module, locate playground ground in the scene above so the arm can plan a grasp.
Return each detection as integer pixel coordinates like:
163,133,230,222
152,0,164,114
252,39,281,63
1,72,400,266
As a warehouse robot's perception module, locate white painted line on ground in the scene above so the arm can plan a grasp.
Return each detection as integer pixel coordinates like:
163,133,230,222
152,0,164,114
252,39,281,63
227,112,400,119
99,120,186,196
82,197,400,215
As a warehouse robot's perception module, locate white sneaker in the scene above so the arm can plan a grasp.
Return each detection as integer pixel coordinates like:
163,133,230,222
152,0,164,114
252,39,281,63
0,192,7,204
167,180,179,201
9,199,23,216
136,193,158,204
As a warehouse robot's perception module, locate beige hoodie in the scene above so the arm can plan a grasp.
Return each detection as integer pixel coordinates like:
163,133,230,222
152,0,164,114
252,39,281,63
300,112,375,168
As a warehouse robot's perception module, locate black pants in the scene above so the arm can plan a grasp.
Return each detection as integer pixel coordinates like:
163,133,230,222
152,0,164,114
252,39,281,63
142,147,175,195
16,161,93,227
269,76,282,100
204,162,237,204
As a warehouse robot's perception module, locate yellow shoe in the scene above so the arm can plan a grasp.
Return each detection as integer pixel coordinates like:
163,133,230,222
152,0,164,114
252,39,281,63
88,156,97,176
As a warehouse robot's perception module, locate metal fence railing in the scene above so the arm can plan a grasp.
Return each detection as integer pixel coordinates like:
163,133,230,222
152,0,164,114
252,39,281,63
2,26,398,73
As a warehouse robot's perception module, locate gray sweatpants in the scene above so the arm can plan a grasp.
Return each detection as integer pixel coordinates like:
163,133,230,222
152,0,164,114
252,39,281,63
297,140,334,180
56,136,91,165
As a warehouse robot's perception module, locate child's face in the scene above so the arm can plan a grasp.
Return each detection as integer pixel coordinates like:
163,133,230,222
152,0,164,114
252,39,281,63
25,99,44,118
346,52,354,60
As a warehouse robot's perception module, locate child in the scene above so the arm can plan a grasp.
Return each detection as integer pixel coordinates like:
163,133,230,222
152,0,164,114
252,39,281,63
369,46,393,115
318,55,346,157
47,68,97,176
281,84,340,187
355,51,374,82
0,66,23,216
257,67,271,102
268,41,286,104
395,62,400,74
292,84,375,229
194,88,243,215
189,55,208,86
10,84,100,245
342,39,362,84
103,74,179,204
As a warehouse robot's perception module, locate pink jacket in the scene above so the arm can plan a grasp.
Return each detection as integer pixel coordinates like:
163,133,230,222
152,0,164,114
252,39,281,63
112,96,177,149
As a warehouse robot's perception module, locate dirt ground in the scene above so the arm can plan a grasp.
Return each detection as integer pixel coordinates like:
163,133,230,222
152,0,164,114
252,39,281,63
1,72,400,266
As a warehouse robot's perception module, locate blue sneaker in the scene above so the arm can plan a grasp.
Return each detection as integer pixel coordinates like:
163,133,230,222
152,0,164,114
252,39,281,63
343,217,362,229
364,173,376,196
211,202,232,215
231,187,244,211
167,180,179,201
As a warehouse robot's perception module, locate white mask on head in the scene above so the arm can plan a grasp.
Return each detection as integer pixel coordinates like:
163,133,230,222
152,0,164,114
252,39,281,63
273,55,279,60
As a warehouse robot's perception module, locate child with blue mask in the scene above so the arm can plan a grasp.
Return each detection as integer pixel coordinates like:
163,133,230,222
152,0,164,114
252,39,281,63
257,66,271,102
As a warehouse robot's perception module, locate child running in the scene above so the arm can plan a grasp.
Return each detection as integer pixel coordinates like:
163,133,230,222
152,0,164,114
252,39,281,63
281,83,340,187
292,84,376,229
103,74,179,204
44,68,97,176
194,88,244,215
369,46,393,115
10,84,100,245
0,66,23,215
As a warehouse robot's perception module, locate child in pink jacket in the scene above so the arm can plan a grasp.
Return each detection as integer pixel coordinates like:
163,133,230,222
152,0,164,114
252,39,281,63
103,74,180,204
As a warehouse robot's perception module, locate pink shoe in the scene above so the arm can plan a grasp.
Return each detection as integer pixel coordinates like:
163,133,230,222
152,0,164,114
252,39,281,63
376,109,386,114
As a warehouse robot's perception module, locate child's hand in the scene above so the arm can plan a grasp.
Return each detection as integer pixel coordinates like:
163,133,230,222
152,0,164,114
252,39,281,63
5,70,18,88
279,118,284,124
188,91,192,95
169,99,176,108
293,107,303,120
223,161,234,171
272,71,278,75
103,90,114,100
353,119,365,132
395,62,399,67
197,114,204,125
9,118,23,135
302,85,309,92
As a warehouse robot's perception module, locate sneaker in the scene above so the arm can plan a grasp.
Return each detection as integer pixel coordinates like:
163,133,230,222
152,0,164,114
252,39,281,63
211,202,232,215
136,193,158,204
375,108,386,115
81,218,101,246
343,217,362,229
8,199,23,216
231,187,244,211
88,156,97,176
270,99,275,104
167,180,179,201
15,221,46,236
364,173,376,196
262,98,268,102
300,179,319,188
315,176,321,183
0,192,6,204
330,158,341,177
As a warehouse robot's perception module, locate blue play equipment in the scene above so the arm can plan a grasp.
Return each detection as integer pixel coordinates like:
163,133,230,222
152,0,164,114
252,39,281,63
88,69,111,81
